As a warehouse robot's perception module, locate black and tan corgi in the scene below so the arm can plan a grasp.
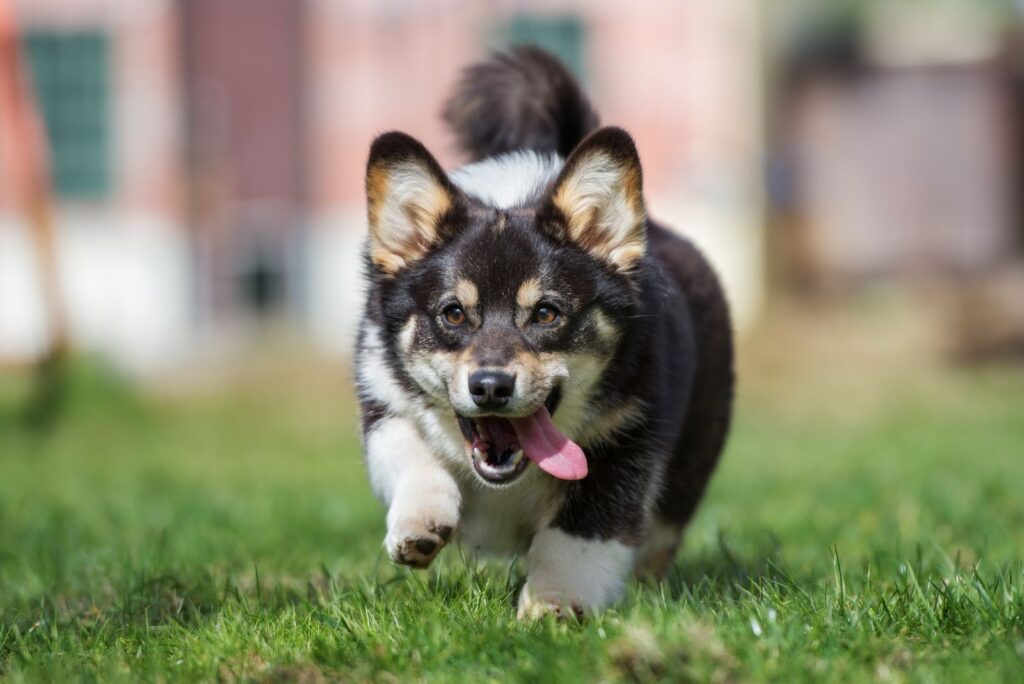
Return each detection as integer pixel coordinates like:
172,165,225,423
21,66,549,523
356,46,733,618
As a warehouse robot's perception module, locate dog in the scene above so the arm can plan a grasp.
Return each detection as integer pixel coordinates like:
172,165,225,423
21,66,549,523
356,46,733,619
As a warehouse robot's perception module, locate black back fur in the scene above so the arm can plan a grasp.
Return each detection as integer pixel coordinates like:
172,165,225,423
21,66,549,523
361,46,734,554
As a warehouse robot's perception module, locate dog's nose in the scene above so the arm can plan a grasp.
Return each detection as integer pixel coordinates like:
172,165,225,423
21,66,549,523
468,370,515,409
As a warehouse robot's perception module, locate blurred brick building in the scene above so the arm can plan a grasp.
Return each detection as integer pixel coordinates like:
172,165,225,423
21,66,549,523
0,0,764,371
769,1,1024,289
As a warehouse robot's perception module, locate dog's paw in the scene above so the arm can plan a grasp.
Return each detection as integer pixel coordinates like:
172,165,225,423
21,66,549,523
385,519,455,569
516,583,585,621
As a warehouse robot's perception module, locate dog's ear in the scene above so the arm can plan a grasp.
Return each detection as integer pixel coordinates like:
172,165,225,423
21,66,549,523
547,127,646,273
366,132,460,276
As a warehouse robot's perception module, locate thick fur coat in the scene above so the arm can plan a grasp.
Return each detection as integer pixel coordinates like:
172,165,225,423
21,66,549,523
356,47,733,618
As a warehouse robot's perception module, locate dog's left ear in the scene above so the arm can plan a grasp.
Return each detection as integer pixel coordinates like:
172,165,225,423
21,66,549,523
366,132,460,276
547,127,646,273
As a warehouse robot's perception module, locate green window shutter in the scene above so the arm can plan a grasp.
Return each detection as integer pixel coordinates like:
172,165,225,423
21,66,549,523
23,30,111,199
500,15,587,83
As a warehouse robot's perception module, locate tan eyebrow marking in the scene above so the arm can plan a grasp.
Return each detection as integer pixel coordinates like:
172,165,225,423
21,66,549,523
454,278,479,309
516,278,544,310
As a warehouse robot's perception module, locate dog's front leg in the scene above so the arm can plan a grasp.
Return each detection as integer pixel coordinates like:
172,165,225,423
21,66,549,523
365,417,461,569
517,527,636,619
517,448,659,619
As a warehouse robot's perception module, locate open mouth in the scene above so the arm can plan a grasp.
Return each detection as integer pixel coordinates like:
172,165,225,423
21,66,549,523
456,388,589,485
466,416,529,484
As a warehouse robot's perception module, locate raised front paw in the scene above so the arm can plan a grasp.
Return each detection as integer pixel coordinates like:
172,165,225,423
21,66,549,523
385,519,455,569
516,582,585,621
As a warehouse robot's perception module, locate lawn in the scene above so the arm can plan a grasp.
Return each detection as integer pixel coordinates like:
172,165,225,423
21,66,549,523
1,310,1023,682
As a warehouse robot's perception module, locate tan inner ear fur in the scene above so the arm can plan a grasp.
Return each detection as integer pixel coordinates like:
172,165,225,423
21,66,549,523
367,161,453,275
552,151,646,272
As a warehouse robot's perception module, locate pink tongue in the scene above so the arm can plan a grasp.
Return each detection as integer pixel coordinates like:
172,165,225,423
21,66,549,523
510,408,588,480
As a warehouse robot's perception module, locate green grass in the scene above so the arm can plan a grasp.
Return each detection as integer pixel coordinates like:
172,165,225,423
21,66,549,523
1,355,1023,682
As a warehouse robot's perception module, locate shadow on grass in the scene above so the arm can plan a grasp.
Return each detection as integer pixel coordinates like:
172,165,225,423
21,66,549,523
0,565,338,661
656,531,808,606
0,356,143,436
0,363,64,434
0,533,799,648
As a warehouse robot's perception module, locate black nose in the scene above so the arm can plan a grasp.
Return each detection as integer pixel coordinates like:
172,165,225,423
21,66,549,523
468,370,515,409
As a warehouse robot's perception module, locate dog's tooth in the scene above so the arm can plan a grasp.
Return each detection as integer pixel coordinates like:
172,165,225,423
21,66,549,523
473,446,485,459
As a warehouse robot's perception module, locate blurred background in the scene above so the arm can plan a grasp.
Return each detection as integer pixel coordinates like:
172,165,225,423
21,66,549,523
3,5,1024,678
1,0,1023,384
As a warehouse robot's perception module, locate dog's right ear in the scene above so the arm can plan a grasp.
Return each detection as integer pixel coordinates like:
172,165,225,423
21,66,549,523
546,127,646,273
365,132,459,276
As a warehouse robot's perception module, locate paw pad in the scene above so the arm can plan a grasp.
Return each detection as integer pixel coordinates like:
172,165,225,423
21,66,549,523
387,520,456,569
414,538,437,555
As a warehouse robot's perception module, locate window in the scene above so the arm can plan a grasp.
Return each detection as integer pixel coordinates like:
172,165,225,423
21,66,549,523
500,15,587,82
23,31,111,199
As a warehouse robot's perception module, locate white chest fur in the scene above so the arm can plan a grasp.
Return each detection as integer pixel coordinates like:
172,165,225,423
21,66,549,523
411,406,562,556
458,469,561,555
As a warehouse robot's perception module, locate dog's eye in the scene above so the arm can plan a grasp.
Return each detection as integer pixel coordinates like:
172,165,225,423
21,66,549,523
533,304,560,326
443,304,467,326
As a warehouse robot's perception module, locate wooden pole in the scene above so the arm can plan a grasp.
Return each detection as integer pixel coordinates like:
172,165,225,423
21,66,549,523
0,0,67,422
0,0,67,366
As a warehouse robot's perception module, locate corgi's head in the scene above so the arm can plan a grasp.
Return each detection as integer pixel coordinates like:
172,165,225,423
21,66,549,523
365,128,646,485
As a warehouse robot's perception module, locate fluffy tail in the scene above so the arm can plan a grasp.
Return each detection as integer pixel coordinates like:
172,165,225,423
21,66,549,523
443,45,598,161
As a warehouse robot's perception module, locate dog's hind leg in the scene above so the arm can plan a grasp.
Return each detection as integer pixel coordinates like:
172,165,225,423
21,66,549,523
365,416,461,569
646,229,735,579
634,518,685,581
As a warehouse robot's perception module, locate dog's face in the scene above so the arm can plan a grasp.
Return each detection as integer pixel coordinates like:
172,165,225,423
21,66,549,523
365,128,646,485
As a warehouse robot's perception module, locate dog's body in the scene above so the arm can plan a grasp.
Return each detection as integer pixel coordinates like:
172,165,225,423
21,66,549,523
356,47,733,618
